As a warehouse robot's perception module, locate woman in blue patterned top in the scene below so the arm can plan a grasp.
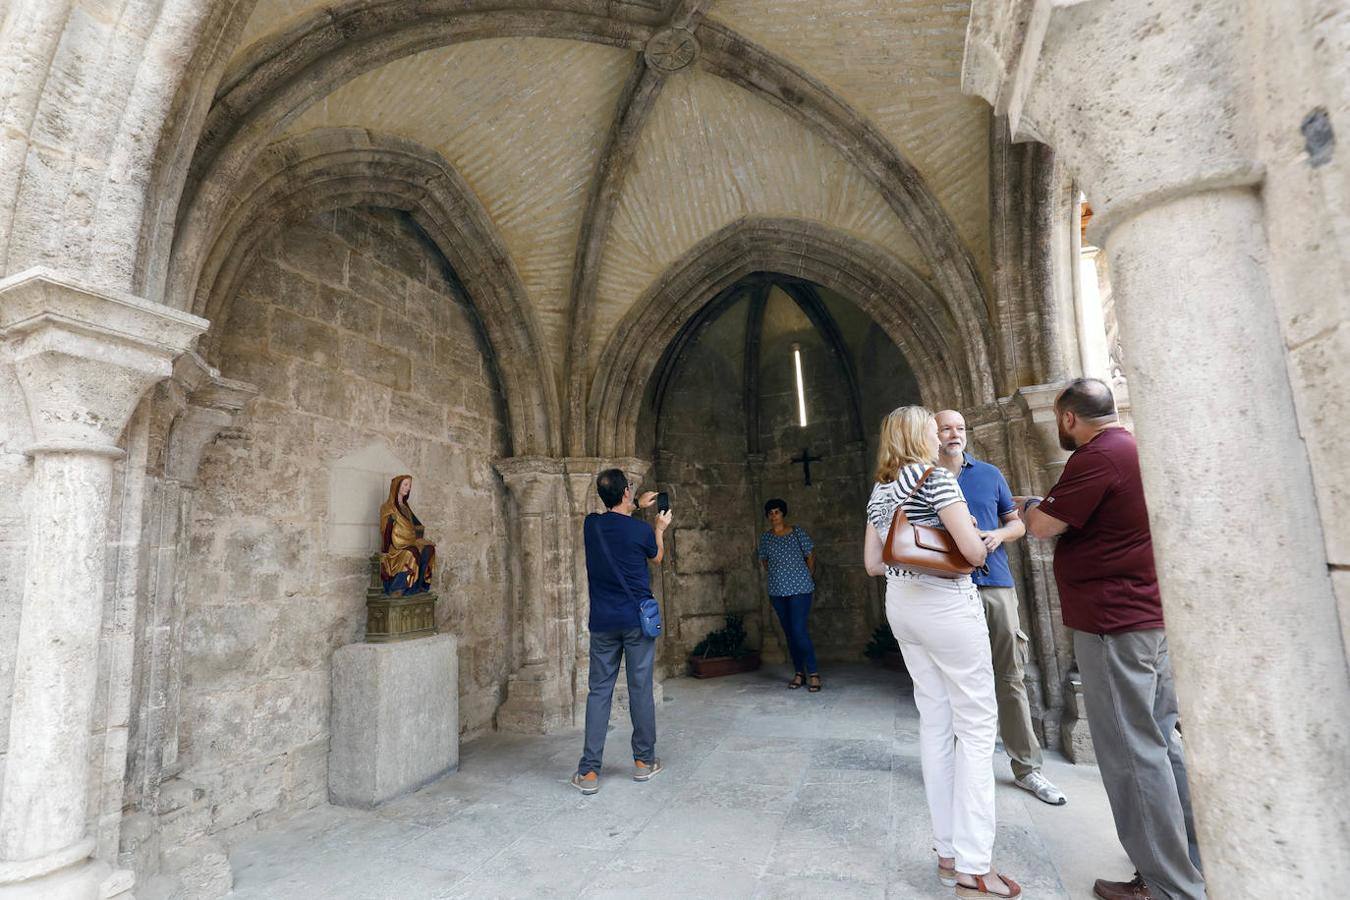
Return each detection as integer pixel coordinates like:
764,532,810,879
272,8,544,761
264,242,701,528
757,498,821,691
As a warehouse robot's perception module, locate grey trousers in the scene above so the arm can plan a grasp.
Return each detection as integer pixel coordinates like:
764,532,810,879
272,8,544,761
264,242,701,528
1074,629,1205,900
978,586,1043,780
578,628,656,774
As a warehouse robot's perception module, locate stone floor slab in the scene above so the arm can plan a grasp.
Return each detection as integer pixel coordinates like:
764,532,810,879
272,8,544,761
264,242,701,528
224,664,1127,899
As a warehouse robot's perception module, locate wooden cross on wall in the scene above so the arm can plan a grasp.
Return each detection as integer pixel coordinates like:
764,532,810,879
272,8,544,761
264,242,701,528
791,447,822,486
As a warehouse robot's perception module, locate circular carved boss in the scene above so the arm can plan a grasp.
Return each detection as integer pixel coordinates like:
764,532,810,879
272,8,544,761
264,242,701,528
644,27,700,73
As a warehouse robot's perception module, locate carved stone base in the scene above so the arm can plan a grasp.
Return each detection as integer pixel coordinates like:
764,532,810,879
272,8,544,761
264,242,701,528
364,555,438,642
1059,673,1096,765
497,663,571,734
365,589,438,643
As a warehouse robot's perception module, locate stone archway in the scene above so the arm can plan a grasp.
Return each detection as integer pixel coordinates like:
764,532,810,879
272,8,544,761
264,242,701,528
588,217,995,460
180,127,561,457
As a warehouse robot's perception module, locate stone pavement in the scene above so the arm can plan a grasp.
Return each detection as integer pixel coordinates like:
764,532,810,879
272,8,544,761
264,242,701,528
227,664,1130,898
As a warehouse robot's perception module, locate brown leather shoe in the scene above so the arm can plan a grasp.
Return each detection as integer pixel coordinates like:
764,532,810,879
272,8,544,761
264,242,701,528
1093,874,1152,900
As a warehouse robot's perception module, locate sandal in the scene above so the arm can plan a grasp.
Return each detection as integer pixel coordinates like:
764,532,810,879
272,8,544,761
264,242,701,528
955,873,1021,898
937,857,957,888
807,673,822,692
788,673,805,689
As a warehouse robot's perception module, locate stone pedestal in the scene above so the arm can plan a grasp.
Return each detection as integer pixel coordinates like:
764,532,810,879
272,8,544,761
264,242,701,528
328,634,459,808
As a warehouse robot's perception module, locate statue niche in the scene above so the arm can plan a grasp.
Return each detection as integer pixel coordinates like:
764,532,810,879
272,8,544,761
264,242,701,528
367,474,438,642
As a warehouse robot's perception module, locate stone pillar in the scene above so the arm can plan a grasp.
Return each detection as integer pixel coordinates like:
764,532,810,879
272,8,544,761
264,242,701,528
494,457,572,733
965,2,1350,889
118,353,255,891
1107,186,1350,886
0,270,206,897
982,390,1075,754
494,455,655,732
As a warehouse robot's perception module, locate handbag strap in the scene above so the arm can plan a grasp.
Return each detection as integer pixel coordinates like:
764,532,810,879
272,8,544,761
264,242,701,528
900,465,936,508
887,465,937,541
586,513,644,614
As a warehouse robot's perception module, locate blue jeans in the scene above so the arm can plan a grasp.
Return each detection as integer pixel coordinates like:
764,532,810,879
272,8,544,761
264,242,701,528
770,592,818,674
578,628,656,774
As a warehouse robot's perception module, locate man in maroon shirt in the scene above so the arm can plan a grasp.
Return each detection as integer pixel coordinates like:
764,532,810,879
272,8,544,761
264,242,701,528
1020,379,1205,900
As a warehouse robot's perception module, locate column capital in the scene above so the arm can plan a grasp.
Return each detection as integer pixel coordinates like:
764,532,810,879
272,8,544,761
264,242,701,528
493,456,566,515
962,0,1262,242
165,360,258,485
1013,381,1073,471
0,268,208,456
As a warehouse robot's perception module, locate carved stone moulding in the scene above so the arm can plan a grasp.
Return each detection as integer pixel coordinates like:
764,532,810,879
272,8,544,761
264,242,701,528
645,27,700,73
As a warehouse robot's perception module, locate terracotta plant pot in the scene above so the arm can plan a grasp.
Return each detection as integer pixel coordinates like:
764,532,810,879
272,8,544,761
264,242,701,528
688,651,762,679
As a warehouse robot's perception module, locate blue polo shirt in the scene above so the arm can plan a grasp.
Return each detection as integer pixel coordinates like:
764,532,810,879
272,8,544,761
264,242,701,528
584,511,658,632
955,452,1016,588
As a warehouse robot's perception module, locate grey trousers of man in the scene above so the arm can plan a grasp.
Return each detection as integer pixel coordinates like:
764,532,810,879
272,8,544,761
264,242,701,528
1074,628,1205,900
978,586,1042,780
578,628,656,775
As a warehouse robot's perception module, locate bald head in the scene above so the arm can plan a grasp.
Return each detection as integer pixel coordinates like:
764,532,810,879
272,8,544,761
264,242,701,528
1055,378,1119,451
935,409,967,460
1055,378,1117,421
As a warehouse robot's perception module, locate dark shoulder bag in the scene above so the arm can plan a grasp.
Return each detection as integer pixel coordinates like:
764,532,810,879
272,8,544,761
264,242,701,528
586,513,663,638
881,467,978,578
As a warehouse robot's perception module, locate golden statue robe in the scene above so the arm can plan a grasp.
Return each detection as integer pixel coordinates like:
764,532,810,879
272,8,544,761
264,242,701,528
378,475,436,594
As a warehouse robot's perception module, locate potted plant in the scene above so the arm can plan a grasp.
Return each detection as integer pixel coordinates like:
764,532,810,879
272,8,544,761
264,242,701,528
688,614,762,678
864,621,907,674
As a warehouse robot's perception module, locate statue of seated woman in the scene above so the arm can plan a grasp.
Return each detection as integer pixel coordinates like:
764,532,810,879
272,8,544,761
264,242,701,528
378,475,436,595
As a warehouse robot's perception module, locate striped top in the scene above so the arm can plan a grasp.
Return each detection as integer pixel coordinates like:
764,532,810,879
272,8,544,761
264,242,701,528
866,463,966,543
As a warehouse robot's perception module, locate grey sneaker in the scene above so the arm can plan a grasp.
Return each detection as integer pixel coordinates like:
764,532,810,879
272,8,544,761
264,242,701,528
1015,770,1066,805
633,758,664,782
570,771,599,795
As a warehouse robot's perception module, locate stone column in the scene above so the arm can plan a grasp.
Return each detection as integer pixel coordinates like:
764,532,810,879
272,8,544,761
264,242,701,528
1106,186,1350,884
122,354,255,845
965,2,1350,890
494,457,572,733
0,270,207,897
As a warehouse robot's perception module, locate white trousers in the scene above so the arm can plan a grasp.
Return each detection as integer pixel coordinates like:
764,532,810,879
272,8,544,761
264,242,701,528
886,572,999,874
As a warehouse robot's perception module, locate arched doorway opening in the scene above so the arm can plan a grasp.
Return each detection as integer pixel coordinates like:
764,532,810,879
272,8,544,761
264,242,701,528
632,273,924,676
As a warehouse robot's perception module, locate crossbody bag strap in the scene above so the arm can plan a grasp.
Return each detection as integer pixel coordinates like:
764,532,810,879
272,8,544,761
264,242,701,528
587,513,643,613
893,465,936,515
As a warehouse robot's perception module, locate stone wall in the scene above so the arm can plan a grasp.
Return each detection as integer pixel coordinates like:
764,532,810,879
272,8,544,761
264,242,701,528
651,286,919,675
177,208,513,842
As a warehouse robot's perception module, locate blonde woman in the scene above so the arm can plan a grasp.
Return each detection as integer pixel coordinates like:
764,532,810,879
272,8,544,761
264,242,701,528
863,406,1020,899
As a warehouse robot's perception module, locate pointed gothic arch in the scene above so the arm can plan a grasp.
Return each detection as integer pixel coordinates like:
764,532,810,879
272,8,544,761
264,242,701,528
589,217,996,458
186,127,561,455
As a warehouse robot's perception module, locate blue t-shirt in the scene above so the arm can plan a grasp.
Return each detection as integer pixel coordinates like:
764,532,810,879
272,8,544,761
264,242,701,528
584,511,658,632
757,526,816,597
956,452,1016,587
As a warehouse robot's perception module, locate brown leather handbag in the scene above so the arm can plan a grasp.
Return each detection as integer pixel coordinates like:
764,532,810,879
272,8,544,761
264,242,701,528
881,467,977,578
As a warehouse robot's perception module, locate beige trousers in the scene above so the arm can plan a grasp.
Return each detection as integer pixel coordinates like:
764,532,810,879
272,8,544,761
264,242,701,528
977,585,1042,779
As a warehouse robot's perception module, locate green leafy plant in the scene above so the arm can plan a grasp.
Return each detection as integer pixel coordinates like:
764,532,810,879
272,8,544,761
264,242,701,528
864,621,901,660
692,614,753,659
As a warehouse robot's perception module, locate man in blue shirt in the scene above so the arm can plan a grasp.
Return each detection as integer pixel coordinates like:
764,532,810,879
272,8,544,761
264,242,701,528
572,468,672,795
937,410,1067,806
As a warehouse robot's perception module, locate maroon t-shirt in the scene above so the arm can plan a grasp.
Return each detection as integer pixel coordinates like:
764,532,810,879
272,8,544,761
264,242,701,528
1041,427,1164,634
